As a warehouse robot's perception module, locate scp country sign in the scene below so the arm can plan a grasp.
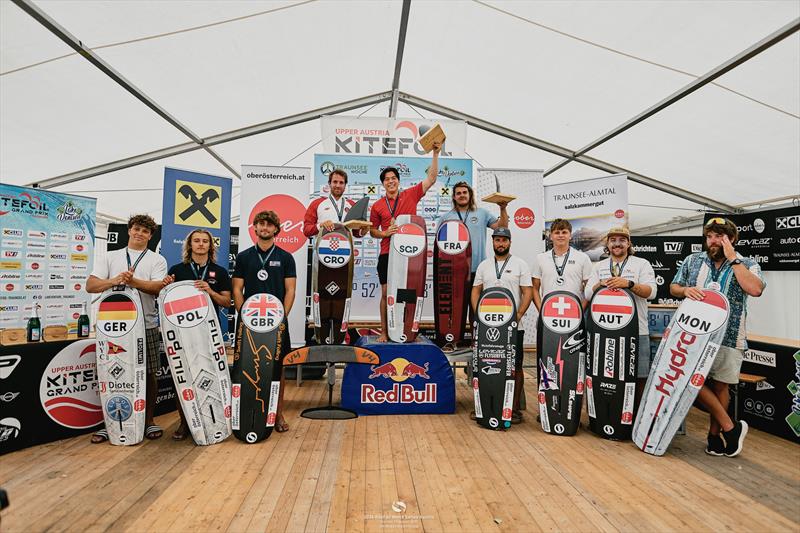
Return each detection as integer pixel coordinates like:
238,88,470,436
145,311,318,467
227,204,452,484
174,180,222,229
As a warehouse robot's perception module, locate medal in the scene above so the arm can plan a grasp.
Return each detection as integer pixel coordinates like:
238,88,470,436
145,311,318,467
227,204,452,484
556,277,564,286
257,270,269,281
256,245,277,283
707,281,721,291
551,248,570,287
707,258,728,293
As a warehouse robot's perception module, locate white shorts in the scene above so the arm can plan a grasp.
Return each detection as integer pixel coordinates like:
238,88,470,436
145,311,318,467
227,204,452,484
709,345,744,384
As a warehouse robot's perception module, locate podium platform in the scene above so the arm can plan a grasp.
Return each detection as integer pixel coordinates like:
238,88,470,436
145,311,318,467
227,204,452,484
341,336,455,415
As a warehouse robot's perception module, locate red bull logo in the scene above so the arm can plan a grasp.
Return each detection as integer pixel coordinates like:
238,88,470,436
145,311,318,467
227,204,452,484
363,357,436,404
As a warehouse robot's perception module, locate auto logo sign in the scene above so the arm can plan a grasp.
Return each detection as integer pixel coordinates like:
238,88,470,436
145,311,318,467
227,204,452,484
241,293,284,333
393,223,426,258
435,221,469,255
542,294,581,334
478,292,514,327
590,288,635,330
97,293,138,338
162,284,209,328
318,232,351,269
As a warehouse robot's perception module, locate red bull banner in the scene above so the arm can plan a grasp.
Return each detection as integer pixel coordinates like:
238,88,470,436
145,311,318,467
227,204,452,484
341,336,455,415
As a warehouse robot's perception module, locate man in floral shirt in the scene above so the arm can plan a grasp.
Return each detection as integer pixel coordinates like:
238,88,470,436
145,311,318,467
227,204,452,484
671,217,765,458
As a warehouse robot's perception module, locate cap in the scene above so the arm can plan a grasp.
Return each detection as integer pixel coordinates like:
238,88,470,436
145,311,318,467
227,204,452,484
492,227,512,239
606,226,630,240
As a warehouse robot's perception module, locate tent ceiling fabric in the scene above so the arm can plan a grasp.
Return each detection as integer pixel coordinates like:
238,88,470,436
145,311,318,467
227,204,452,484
1,0,798,231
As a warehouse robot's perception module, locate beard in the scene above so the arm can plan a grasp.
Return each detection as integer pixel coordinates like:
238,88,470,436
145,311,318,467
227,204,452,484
707,245,724,261
494,247,509,257
609,246,627,258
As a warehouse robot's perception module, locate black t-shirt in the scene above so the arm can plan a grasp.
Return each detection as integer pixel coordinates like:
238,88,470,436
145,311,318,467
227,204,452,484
233,244,296,302
167,260,232,313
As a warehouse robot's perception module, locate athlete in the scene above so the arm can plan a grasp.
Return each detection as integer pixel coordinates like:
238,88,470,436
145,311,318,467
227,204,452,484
163,229,232,440
670,217,765,457
86,214,169,443
471,227,533,423
303,168,366,238
232,210,296,433
369,141,441,342
585,227,657,403
532,218,593,310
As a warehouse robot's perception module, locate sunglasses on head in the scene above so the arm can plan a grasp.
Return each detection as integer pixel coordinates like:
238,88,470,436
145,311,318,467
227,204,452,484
705,217,728,227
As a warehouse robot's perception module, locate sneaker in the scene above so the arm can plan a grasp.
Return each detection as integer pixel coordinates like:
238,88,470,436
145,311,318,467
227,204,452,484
705,433,725,456
722,420,749,457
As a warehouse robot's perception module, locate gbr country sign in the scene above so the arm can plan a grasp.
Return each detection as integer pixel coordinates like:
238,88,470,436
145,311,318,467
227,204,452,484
240,293,284,333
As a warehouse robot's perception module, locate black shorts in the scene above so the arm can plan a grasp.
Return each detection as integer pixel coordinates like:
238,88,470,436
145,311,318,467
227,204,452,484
377,253,389,285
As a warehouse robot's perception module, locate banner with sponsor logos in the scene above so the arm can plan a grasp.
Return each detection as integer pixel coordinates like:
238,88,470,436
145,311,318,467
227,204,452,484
703,207,800,271
0,339,175,455
312,154,473,322
632,237,703,305
739,340,800,443
543,174,629,261
320,116,467,157
240,166,310,347
0,184,96,334
476,168,544,344
161,167,232,275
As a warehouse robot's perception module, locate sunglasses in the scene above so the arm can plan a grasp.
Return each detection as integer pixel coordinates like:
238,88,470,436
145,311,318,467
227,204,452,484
705,217,728,227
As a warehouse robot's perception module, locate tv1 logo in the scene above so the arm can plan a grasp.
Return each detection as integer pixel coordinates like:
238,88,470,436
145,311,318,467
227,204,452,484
776,214,799,230
663,242,684,254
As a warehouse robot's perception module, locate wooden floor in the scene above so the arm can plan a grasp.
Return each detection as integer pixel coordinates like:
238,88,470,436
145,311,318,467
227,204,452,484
2,368,798,533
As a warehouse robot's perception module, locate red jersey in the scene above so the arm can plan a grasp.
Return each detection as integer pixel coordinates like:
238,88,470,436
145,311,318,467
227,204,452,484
369,182,425,255
303,196,356,238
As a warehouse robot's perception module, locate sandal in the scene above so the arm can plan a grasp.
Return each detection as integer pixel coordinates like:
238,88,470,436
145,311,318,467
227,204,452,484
275,420,289,433
145,425,163,440
172,424,189,441
511,411,523,425
91,428,108,444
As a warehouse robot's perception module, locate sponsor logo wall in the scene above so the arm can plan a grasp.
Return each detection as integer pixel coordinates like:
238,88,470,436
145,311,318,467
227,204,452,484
632,236,703,304
0,184,95,333
703,206,800,271
240,165,311,346
312,154,473,322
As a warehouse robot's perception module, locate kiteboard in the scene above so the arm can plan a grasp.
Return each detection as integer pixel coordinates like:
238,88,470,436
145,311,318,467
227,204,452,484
231,293,286,443
311,224,354,345
387,214,427,343
472,287,517,430
537,291,585,436
95,286,146,446
633,289,730,456
159,281,232,445
585,288,638,440
433,220,472,350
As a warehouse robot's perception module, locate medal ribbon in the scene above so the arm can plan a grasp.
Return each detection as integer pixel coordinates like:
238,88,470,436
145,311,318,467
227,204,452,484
126,249,147,273
610,256,629,278
329,195,345,222
494,256,511,280
257,246,277,274
384,192,400,220
190,261,209,281
551,248,570,279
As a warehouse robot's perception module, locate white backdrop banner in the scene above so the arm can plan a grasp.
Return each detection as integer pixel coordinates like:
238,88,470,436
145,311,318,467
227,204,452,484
544,173,629,262
476,168,544,344
320,116,467,157
239,165,311,347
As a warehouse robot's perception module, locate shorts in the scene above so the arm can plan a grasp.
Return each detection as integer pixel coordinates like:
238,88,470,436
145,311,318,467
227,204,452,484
636,335,652,378
709,345,744,384
145,327,160,376
377,253,389,285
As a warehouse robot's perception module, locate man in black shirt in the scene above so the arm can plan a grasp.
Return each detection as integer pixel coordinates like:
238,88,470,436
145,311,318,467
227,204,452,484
164,229,232,439
233,210,296,433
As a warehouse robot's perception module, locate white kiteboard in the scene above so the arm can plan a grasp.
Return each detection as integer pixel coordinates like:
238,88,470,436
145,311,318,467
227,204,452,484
633,289,730,456
386,214,427,343
95,286,146,446
159,281,232,445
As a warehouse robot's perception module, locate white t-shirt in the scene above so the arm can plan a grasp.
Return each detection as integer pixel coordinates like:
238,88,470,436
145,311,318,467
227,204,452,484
90,247,168,329
532,247,592,300
584,255,657,335
473,255,533,309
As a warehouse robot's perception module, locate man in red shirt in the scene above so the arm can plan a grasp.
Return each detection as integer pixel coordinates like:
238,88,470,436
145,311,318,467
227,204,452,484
369,142,441,342
303,169,364,238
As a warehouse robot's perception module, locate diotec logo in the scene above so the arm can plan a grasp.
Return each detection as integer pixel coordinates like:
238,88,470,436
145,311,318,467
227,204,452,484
39,340,103,429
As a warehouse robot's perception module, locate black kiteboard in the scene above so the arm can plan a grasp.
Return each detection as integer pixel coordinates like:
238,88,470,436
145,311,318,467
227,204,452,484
311,224,354,345
585,287,638,440
472,287,517,430
231,293,287,443
537,291,585,436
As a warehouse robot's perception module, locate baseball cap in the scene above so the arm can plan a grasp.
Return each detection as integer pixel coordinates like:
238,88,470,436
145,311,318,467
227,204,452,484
606,226,630,240
492,227,512,239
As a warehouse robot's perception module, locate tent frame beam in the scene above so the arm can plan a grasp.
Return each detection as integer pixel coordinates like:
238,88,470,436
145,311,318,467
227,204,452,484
396,92,739,213
389,0,412,118
12,0,241,178
544,17,800,177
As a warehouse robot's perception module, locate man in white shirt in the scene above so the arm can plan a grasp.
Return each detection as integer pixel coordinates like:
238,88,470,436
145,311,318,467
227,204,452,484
584,226,657,402
87,214,169,442
472,227,533,423
532,218,593,308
